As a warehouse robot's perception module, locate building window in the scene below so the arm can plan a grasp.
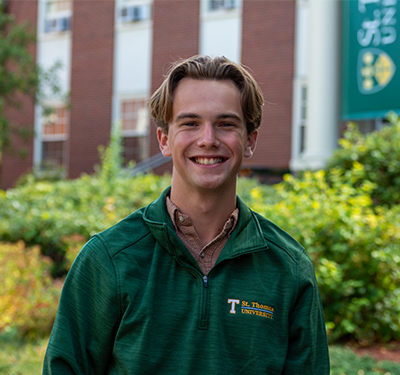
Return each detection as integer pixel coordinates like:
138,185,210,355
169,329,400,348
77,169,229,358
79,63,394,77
299,85,307,153
121,99,148,134
122,137,147,166
42,106,68,168
44,0,72,33
42,141,66,168
43,106,68,137
119,1,152,24
208,0,238,11
121,98,149,165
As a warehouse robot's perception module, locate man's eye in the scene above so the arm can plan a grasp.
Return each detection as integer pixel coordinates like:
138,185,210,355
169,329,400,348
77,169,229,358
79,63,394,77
220,123,234,127
184,122,197,127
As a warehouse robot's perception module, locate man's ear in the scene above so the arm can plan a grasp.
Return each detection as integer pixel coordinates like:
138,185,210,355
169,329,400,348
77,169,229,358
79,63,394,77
157,127,172,157
244,130,258,159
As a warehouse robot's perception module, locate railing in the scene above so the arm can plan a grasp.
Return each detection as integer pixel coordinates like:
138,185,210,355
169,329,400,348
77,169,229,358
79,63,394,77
130,153,172,176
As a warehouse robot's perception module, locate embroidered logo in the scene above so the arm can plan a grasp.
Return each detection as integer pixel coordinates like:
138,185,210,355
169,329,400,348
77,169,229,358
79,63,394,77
227,299,274,319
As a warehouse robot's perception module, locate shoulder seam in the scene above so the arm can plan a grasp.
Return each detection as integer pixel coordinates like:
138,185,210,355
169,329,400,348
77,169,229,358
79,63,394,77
253,211,303,264
263,234,302,264
96,218,152,258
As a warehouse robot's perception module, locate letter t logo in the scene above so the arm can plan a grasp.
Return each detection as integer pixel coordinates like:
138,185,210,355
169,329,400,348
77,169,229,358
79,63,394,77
227,299,240,314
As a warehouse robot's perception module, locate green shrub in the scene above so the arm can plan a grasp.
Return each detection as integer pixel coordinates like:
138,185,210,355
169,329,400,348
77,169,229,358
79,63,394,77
327,113,400,207
236,176,280,206
2,167,400,344
0,242,62,338
0,172,171,276
248,170,400,344
1,122,400,344
0,129,171,275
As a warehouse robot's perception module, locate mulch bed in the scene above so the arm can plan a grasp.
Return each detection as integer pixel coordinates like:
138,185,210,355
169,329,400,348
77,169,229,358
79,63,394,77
353,342,400,363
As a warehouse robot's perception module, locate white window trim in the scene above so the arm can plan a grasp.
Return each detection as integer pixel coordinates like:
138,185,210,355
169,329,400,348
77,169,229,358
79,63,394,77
42,134,69,142
290,77,309,167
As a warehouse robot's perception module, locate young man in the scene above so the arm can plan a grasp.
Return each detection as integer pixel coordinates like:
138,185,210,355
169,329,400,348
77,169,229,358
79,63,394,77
43,55,330,374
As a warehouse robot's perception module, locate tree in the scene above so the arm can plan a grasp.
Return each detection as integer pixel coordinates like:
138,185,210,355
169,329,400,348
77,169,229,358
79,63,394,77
0,4,63,179
0,4,38,160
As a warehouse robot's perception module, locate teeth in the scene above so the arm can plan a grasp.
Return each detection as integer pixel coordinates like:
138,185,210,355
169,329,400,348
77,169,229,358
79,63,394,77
194,157,223,165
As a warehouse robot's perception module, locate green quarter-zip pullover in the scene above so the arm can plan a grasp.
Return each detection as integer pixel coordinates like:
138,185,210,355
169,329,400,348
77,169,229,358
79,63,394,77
43,187,330,374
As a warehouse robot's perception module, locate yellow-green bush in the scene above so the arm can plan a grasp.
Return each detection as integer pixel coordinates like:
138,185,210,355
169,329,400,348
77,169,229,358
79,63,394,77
0,242,62,338
1,124,400,344
327,113,400,207
248,170,400,344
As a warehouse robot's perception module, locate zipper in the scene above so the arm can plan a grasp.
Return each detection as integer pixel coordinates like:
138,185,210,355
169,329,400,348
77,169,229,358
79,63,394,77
164,225,210,330
162,224,268,332
199,275,209,330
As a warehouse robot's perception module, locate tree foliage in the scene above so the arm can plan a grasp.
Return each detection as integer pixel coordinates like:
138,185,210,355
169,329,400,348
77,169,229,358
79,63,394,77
0,5,64,174
0,5,38,153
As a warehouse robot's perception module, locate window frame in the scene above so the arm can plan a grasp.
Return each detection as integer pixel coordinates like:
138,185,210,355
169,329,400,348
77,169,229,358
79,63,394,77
207,0,239,12
120,97,149,137
42,105,69,142
43,0,72,34
117,0,152,25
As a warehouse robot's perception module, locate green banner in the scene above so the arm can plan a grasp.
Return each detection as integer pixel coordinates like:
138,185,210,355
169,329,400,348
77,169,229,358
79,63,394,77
341,0,400,119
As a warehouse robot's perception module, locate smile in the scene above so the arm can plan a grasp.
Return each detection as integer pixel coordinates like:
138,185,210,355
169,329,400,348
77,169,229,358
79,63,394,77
192,157,225,165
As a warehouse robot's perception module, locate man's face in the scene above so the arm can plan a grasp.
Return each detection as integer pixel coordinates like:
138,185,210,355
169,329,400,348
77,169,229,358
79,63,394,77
157,78,258,195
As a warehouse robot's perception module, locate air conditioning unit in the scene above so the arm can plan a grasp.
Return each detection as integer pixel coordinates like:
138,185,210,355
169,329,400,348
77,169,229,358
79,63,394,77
223,0,236,9
45,16,71,33
120,5,149,23
209,0,236,11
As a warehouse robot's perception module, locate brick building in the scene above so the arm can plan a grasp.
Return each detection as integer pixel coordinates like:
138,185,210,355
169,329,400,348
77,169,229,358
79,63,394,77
2,0,397,189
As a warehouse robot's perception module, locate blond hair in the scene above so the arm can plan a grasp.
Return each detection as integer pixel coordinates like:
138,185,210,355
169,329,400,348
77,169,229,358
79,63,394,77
149,55,264,134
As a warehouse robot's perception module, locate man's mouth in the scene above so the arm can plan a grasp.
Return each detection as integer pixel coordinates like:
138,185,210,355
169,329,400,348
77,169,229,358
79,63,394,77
192,157,225,165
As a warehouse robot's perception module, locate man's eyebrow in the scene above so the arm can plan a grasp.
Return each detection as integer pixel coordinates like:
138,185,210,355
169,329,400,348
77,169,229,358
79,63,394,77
175,112,242,122
217,113,242,121
175,113,202,121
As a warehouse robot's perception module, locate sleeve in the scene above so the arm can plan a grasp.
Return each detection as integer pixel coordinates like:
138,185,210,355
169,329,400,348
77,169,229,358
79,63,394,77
43,236,121,374
282,249,330,375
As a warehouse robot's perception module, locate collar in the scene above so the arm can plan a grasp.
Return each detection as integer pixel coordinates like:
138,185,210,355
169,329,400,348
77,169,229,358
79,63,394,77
165,195,239,239
142,187,269,268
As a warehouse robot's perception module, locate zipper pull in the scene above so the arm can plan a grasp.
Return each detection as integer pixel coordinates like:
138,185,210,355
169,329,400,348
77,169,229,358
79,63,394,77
203,275,208,288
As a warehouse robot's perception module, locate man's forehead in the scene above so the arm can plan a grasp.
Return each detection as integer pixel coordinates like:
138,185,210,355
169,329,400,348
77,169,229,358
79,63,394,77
169,78,244,126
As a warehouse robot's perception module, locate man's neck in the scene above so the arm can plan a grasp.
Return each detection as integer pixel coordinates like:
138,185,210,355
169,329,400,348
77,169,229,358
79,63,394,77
169,185,237,246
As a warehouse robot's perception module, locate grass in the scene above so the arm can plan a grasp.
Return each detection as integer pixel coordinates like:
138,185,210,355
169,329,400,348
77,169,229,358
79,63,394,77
0,332,48,375
1,333,400,375
329,345,400,375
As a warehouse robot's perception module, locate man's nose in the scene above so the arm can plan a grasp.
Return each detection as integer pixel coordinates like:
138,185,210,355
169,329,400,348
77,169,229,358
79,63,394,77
197,123,220,148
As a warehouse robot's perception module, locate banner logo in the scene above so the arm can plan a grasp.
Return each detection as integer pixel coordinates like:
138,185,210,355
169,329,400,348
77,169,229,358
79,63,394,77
358,48,396,94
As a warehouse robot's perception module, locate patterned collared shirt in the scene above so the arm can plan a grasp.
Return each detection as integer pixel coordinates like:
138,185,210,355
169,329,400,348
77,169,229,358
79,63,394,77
166,196,239,275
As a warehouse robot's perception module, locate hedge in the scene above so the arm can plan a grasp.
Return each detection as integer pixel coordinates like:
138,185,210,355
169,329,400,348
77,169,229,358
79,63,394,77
326,112,400,207
0,241,61,338
1,121,400,343
249,170,400,344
